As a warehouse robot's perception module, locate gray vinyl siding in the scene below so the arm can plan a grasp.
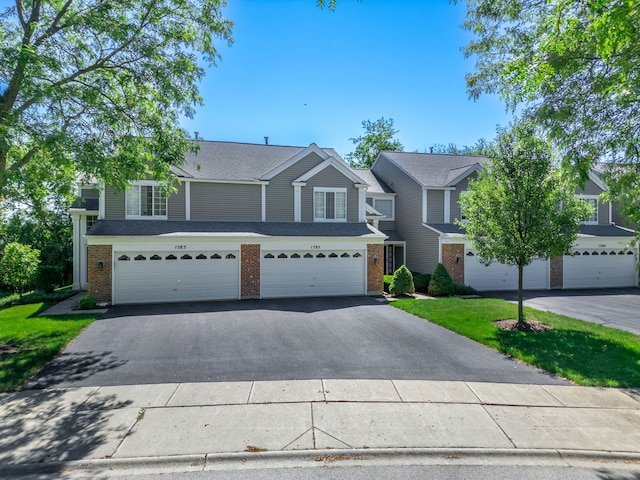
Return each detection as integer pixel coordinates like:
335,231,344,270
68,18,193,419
366,198,373,206
301,165,359,222
190,182,261,221
266,152,325,221
426,190,444,223
104,186,125,220
81,188,99,200
168,183,186,220
450,173,478,223
580,179,603,196
378,220,396,231
372,156,439,274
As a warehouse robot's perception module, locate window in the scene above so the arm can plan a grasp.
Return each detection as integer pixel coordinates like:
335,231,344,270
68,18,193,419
126,183,167,219
373,198,394,220
577,195,598,223
459,190,469,222
85,215,98,233
314,188,347,222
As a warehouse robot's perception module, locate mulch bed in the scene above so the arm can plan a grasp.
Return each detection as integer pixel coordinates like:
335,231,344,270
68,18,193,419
493,319,553,333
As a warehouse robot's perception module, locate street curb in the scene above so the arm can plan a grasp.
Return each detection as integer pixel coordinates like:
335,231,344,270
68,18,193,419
2,448,640,478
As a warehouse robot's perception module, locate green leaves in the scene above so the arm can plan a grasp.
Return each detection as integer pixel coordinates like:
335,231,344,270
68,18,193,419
0,242,40,296
0,0,233,200
346,117,403,169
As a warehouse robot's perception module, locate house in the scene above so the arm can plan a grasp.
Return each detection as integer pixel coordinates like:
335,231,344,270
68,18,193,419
70,141,386,305
370,151,638,291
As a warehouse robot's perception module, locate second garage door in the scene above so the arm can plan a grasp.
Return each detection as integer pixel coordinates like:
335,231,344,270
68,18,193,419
464,251,549,291
261,249,366,298
113,250,240,304
563,248,638,288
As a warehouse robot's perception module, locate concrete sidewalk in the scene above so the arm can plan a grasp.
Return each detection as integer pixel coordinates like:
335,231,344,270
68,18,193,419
1,380,640,477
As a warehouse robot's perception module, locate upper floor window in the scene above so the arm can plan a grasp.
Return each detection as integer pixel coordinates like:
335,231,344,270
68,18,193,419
126,183,167,219
373,198,394,221
577,195,598,224
459,190,469,222
314,187,347,222
85,215,98,233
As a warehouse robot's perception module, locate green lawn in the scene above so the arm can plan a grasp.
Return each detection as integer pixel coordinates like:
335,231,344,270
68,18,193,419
392,297,640,387
0,303,99,392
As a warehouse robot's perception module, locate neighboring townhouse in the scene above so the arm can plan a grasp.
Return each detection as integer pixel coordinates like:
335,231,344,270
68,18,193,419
70,141,386,305
370,151,638,291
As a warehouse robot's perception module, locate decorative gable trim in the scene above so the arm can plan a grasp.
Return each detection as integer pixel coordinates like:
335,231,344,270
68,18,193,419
446,163,484,187
292,156,369,186
588,169,608,192
260,143,330,180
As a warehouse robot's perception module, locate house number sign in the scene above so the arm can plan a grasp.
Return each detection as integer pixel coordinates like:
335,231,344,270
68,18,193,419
174,245,188,250
310,245,321,249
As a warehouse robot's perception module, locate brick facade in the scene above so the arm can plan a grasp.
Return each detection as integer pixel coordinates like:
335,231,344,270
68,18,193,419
87,244,112,303
241,244,261,299
367,243,384,294
550,255,563,289
442,243,465,285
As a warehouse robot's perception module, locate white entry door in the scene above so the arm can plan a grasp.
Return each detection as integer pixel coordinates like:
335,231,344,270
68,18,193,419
464,251,549,291
114,250,239,304
563,248,638,288
261,249,366,298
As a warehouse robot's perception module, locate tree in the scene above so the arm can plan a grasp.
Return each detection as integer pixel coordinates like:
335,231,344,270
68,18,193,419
458,122,591,327
427,263,454,297
0,0,233,202
389,264,414,296
457,0,640,214
346,117,403,168
0,242,40,297
430,138,492,156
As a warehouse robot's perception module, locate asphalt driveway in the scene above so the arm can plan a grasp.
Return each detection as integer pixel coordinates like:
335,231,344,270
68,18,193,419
490,288,640,335
28,296,567,389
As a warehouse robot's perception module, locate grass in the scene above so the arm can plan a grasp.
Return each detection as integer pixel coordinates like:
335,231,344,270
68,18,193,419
0,302,99,392
392,297,640,387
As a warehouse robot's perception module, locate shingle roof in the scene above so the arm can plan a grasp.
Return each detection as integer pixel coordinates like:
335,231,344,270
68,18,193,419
426,223,635,238
351,169,395,194
379,152,489,187
178,141,345,182
87,220,385,238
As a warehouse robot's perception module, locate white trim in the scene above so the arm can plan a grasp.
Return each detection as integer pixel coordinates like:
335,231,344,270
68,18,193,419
180,177,269,186
185,181,191,221
294,185,302,222
98,188,105,219
261,144,330,180
261,184,266,222
576,194,599,224
125,181,168,220
444,190,451,223
313,187,348,222
446,163,484,187
588,169,608,192
422,188,428,224
371,197,395,221
293,156,369,186
359,188,367,222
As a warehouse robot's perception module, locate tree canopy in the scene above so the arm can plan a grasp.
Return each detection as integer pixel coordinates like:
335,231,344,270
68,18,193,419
346,117,403,168
458,122,591,324
0,0,233,201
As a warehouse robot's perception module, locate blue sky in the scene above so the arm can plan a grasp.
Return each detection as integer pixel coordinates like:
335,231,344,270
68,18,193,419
182,0,514,157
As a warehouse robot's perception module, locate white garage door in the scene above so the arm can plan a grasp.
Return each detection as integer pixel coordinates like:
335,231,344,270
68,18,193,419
261,249,366,298
114,251,239,304
563,249,638,289
464,251,549,291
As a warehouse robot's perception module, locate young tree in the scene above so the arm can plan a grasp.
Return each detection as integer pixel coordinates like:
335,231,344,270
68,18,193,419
0,0,233,201
346,117,403,168
456,0,640,220
458,123,591,327
0,242,40,297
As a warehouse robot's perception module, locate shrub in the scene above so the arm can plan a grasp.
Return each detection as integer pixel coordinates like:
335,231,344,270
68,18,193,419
77,295,98,310
454,284,477,296
0,288,77,308
389,265,415,296
428,263,455,297
0,242,41,297
34,266,62,293
412,273,431,293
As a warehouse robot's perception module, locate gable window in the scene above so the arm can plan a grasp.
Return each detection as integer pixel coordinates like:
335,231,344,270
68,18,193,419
373,198,394,220
459,190,469,222
577,195,598,224
126,183,167,219
314,187,347,222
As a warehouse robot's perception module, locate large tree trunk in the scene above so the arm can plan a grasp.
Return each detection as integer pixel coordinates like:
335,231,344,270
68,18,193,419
517,263,525,324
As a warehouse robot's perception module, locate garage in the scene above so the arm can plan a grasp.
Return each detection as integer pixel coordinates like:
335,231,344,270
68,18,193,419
464,251,549,291
563,248,638,289
261,249,366,298
113,250,240,304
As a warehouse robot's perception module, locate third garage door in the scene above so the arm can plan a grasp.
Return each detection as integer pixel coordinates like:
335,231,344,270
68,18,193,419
261,249,366,298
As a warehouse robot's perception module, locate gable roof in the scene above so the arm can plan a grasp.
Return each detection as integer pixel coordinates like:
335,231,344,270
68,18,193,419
351,169,395,194
178,141,345,182
376,152,489,188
